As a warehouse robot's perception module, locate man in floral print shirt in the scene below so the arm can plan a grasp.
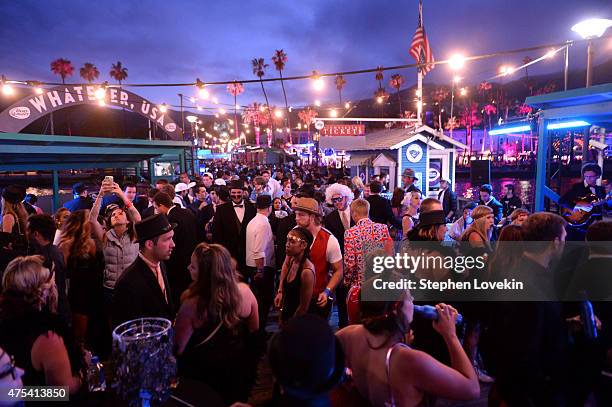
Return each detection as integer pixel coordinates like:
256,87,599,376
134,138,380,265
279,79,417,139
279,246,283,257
343,198,392,288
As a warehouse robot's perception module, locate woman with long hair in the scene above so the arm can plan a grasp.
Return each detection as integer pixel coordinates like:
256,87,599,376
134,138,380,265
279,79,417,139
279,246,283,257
402,190,422,240
174,243,259,405
274,227,315,325
352,176,365,200
391,188,405,219
460,205,495,254
0,256,84,394
336,277,479,407
58,210,104,352
1,185,29,250
52,208,71,245
89,182,140,313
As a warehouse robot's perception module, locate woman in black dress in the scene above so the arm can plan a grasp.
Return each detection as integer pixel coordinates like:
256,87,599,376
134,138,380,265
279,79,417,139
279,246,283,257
174,243,259,405
274,227,315,325
57,210,105,355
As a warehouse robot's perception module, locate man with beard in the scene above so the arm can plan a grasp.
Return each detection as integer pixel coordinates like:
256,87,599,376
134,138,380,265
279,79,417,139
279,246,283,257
491,212,570,406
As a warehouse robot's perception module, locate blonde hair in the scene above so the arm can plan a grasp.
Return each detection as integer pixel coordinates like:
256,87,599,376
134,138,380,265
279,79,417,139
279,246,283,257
53,208,70,228
351,176,365,191
2,255,57,312
350,198,370,218
461,205,493,246
58,210,94,262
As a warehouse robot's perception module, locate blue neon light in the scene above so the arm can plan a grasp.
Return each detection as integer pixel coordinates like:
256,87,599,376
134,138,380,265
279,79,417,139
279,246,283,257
489,125,532,136
546,120,590,130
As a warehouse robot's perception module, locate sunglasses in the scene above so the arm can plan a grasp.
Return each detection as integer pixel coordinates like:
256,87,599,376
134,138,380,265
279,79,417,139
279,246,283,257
286,236,306,245
0,350,17,380
331,197,344,203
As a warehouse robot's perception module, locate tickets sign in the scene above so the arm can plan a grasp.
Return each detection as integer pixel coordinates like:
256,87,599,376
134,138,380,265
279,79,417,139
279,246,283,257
320,124,365,136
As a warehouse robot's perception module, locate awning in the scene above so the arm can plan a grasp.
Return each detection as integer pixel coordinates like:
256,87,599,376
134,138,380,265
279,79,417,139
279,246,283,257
345,153,374,167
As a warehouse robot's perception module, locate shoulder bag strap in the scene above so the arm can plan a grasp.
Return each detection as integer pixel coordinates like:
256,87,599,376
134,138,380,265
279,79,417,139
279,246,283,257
194,321,223,348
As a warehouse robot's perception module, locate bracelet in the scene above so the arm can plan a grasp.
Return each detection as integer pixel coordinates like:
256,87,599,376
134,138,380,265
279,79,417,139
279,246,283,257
324,288,332,297
124,201,133,209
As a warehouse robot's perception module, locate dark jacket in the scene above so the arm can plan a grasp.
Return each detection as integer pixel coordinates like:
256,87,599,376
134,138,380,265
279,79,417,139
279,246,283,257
324,209,354,255
478,197,504,224
437,188,458,220
500,194,523,218
112,256,175,327
491,256,569,405
211,200,256,272
366,195,401,229
63,196,93,212
559,182,606,208
166,206,198,308
275,213,296,267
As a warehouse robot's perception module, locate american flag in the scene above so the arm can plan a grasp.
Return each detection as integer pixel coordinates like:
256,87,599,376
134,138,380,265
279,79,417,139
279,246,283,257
409,0,435,75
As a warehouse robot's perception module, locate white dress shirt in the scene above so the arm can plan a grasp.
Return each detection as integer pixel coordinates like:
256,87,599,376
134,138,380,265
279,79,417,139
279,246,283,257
340,207,351,230
246,213,275,268
265,178,282,198
233,201,245,223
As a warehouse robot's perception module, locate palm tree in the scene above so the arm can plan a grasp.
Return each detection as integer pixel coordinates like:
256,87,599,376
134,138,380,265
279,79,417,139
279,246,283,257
335,75,346,105
79,63,99,83
227,82,245,144
51,58,74,84
242,102,269,146
389,74,405,116
252,58,274,135
110,61,128,86
523,56,533,95
272,50,291,142
50,58,74,135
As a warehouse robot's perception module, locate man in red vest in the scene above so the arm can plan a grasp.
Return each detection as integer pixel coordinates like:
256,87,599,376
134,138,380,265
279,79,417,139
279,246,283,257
292,197,343,319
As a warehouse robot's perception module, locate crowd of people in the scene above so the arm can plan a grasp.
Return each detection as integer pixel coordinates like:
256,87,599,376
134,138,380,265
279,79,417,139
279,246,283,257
0,159,611,406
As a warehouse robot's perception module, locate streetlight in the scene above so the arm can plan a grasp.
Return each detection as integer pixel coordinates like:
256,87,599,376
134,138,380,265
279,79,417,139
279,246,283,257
186,115,199,172
448,54,465,71
571,18,612,87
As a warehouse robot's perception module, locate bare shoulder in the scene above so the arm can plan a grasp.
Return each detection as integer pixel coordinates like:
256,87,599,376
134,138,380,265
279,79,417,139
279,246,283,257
238,282,256,302
336,324,363,341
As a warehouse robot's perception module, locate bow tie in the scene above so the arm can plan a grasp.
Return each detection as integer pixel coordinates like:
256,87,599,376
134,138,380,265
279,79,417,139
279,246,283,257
233,204,244,208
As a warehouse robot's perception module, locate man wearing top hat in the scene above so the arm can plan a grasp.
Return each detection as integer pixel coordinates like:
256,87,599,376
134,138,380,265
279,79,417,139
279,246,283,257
112,213,176,326
211,179,256,275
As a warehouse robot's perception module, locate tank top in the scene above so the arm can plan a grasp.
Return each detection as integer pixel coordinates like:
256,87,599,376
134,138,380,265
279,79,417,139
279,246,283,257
310,228,332,298
281,258,314,323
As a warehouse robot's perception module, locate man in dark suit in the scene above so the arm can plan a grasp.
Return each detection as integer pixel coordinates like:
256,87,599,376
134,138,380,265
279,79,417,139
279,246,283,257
366,181,402,229
323,183,354,328
153,192,198,309
559,162,608,241
112,214,176,326
478,183,504,224
437,179,457,222
212,180,256,276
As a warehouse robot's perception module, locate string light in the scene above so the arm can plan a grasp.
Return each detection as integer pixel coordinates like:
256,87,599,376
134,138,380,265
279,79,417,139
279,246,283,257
196,105,203,111
448,54,466,70
376,96,383,104
212,97,219,104
34,87,44,95
1,76,14,96
330,109,337,117
219,108,226,115
459,87,468,96
159,103,168,113
311,71,324,91
98,100,106,107
274,109,283,118
189,97,196,103
314,100,321,107
344,102,350,109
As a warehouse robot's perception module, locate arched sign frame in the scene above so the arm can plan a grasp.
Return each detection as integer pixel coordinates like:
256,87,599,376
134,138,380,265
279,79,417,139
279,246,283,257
0,85,182,139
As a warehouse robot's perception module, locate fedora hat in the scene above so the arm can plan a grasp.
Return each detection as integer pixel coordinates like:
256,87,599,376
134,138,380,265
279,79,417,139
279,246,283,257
418,210,447,227
402,168,418,180
174,182,196,192
228,180,244,191
268,314,345,398
292,197,321,216
135,214,177,243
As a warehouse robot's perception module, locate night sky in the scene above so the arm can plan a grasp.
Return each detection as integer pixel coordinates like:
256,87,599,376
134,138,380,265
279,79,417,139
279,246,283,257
1,0,611,111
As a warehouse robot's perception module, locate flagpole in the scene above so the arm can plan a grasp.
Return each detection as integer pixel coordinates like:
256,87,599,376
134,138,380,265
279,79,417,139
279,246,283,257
417,69,423,125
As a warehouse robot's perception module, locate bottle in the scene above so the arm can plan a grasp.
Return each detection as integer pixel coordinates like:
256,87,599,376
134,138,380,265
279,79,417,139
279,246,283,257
580,300,598,340
414,305,463,325
87,356,107,392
